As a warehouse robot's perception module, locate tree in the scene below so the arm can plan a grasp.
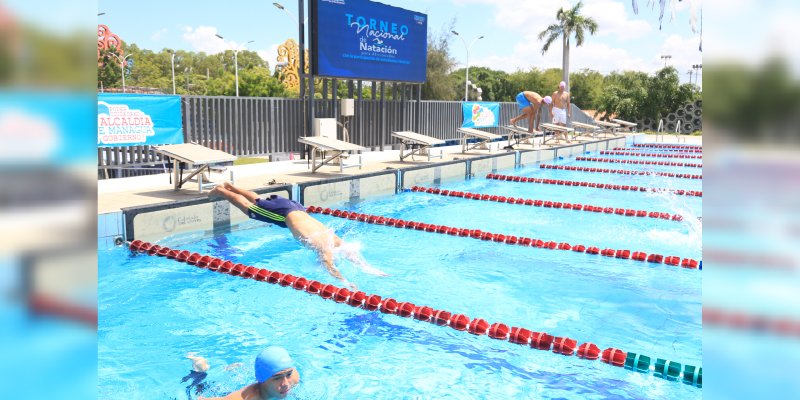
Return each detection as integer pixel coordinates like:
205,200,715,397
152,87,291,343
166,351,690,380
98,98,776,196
422,23,457,100
538,1,598,91
566,68,604,109
451,66,515,101
97,46,122,91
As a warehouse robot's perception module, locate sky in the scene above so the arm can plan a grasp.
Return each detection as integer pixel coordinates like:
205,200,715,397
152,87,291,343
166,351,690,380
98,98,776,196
86,0,706,85
4,0,800,83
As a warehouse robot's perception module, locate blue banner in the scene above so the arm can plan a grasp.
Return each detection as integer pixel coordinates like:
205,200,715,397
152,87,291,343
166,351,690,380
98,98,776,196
0,92,95,166
461,102,500,128
97,94,183,147
312,0,427,82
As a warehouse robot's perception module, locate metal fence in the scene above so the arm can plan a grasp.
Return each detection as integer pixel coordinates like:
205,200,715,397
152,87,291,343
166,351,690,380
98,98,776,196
98,95,593,178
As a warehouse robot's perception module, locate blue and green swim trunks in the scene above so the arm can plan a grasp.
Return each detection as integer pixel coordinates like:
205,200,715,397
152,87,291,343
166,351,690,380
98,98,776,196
247,195,306,228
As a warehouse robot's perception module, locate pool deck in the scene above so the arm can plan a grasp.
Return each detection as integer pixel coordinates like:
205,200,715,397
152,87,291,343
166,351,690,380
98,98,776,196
98,134,702,215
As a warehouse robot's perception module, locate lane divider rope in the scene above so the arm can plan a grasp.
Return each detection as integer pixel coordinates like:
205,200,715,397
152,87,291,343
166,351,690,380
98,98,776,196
305,206,701,270
614,147,702,154
539,164,702,179
600,150,702,159
575,157,702,168
127,239,702,388
409,186,686,222
632,144,703,150
486,173,703,197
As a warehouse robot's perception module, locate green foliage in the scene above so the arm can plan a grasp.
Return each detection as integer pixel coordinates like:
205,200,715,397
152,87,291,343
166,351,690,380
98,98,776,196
705,58,800,140
596,67,698,121
569,69,605,109
422,22,457,100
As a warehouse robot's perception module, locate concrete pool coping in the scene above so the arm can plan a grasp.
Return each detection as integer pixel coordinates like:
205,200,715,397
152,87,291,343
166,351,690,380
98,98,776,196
98,134,702,243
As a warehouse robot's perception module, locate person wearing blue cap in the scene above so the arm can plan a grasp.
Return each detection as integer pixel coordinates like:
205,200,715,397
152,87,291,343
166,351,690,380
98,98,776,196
200,346,300,400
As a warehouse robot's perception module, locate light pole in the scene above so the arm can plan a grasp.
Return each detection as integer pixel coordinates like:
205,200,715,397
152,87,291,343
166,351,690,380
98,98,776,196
660,54,672,68
216,34,254,97
451,31,483,101
687,69,693,85
273,2,308,100
273,2,306,24
169,51,177,94
692,64,702,86
185,67,192,92
110,53,132,93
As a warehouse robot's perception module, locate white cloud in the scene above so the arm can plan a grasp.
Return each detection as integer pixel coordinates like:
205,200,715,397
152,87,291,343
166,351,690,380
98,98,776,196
181,26,255,55
581,0,652,41
658,34,703,83
472,32,650,76
455,0,650,41
151,28,167,42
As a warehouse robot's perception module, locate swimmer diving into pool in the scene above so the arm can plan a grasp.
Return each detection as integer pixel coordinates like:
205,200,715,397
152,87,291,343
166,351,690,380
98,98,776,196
209,182,387,290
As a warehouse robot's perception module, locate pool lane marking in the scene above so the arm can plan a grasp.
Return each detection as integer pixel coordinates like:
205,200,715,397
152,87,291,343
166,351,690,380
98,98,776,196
539,164,702,179
613,147,703,154
486,173,703,197
305,207,701,270
127,239,702,388
575,157,702,168
408,186,687,222
599,151,702,159
632,143,703,150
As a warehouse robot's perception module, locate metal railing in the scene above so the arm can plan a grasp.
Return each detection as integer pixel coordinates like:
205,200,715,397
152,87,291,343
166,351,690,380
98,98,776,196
98,96,595,178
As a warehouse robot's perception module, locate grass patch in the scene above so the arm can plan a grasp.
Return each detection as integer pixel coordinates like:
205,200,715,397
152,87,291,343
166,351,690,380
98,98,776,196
233,157,269,166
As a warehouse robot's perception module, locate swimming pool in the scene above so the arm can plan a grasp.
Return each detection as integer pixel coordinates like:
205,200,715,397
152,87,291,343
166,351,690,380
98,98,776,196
98,147,702,399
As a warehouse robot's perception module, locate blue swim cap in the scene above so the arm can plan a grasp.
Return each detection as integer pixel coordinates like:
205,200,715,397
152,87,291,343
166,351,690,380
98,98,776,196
255,346,294,383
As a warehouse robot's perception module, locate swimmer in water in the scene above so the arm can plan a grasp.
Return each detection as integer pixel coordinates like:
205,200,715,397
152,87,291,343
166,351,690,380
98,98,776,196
200,347,299,400
209,183,387,289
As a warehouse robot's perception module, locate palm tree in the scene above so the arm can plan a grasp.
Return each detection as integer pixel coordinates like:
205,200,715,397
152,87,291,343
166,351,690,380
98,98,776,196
538,1,598,91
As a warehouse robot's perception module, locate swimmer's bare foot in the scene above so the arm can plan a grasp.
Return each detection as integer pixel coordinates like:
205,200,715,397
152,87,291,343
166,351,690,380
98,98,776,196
208,185,224,200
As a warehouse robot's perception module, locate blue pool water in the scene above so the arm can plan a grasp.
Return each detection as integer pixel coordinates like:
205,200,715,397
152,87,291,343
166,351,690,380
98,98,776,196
98,150,702,399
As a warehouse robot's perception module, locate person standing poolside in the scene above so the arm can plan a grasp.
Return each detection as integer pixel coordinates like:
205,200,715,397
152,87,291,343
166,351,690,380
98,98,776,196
209,182,387,290
200,347,300,400
510,91,552,133
551,81,572,143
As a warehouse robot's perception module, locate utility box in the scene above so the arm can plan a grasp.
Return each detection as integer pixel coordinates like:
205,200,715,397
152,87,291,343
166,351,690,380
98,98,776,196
340,98,355,117
313,118,337,139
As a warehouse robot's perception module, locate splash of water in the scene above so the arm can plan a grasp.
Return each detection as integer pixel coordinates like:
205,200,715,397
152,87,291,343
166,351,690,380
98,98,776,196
332,239,389,277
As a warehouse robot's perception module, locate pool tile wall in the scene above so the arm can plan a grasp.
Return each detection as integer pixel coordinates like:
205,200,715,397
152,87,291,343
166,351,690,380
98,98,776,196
299,170,397,207
519,148,556,167
400,160,468,189
469,153,517,177
123,186,291,242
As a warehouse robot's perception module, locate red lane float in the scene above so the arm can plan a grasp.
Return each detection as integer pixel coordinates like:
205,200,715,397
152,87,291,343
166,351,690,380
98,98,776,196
599,150,702,159
539,164,702,179
485,174,703,197
410,186,685,222
127,240,703,387
633,143,702,149
304,206,701,271
575,157,702,168
614,147,703,154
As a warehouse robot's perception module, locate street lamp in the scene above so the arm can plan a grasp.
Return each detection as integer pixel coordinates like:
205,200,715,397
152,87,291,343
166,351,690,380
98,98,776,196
216,34,254,97
185,67,192,92
660,54,672,68
273,2,308,100
168,51,177,94
451,30,483,101
273,2,306,24
692,64,702,86
109,53,133,93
